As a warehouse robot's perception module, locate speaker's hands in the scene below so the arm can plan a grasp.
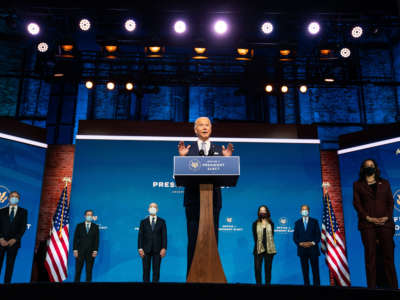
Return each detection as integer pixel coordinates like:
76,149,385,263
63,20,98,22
222,143,234,156
178,141,191,156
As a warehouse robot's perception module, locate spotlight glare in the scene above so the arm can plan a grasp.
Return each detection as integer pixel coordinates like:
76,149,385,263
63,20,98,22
194,47,206,54
174,20,187,34
85,81,94,89
126,82,134,91
125,19,136,32
79,18,91,31
299,85,308,93
351,26,363,38
27,22,40,35
265,84,273,93
308,22,320,35
261,22,273,34
106,82,115,90
340,47,351,58
37,42,48,53
324,78,335,83
281,85,288,93
214,20,228,35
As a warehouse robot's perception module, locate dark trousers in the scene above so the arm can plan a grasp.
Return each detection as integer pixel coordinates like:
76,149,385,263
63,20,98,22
0,244,19,283
254,252,274,285
360,226,398,289
185,205,220,276
142,253,161,282
74,250,95,282
300,254,320,286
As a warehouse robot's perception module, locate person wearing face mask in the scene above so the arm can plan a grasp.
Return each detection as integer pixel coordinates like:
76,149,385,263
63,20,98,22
252,205,277,285
353,159,398,289
0,191,27,283
178,117,234,276
138,203,167,282
72,209,99,282
293,205,321,286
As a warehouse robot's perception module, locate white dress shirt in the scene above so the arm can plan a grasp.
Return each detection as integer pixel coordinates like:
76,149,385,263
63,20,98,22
9,205,18,217
149,215,157,224
197,139,211,155
85,221,91,231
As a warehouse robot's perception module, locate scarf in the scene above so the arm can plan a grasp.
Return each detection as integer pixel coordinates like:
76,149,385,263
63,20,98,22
256,220,277,255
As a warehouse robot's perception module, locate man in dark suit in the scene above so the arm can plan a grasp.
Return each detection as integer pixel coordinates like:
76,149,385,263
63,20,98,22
178,117,233,275
293,204,321,286
73,209,99,282
0,191,27,283
138,202,167,282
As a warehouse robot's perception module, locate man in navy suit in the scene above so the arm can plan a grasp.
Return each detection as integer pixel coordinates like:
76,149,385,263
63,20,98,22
293,204,321,286
178,117,233,275
138,203,167,283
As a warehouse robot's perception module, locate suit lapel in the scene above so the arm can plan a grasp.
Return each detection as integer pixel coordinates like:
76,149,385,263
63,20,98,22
191,142,199,155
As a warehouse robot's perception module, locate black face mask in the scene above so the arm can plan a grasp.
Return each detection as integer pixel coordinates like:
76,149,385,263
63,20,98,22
364,167,376,176
259,213,267,219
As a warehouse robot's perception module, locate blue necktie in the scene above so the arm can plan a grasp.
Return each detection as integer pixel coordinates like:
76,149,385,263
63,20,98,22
304,219,308,230
10,207,15,222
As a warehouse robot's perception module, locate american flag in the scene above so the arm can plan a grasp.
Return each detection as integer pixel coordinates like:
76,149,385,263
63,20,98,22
44,186,70,282
321,192,351,286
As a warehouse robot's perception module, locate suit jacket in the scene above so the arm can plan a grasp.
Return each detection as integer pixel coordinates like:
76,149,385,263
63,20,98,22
353,178,395,230
138,217,167,254
73,222,99,253
183,142,223,209
252,220,275,255
293,217,321,257
0,206,27,248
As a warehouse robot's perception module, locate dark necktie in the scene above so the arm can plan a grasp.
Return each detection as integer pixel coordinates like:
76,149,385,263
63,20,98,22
201,142,206,155
151,217,155,231
86,223,90,233
10,207,15,222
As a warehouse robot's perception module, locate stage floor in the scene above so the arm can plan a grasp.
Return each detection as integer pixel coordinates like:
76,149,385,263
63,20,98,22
2,282,399,299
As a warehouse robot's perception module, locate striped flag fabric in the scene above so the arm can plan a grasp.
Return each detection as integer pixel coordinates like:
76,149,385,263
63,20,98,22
44,186,70,282
321,192,351,286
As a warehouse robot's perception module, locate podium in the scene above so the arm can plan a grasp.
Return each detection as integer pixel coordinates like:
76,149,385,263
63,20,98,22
174,156,240,283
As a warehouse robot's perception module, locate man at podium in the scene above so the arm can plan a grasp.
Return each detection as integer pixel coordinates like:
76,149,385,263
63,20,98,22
178,117,233,275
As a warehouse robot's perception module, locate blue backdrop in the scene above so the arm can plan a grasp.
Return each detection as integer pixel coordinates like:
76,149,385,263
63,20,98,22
0,137,46,283
67,138,329,284
338,140,400,287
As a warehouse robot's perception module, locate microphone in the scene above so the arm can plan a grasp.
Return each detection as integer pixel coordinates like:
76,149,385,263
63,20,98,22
199,150,205,156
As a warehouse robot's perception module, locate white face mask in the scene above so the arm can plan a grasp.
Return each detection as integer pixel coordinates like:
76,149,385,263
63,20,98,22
301,210,309,217
149,207,157,215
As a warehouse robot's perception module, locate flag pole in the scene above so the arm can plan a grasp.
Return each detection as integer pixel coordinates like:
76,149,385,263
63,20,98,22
59,177,71,238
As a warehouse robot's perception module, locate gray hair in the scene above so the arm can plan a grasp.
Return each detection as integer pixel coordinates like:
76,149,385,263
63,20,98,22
194,117,212,129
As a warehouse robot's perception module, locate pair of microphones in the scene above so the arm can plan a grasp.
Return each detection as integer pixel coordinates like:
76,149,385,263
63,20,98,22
199,149,214,156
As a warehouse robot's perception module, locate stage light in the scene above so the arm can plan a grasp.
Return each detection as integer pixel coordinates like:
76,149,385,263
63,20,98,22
145,44,165,58
85,81,94,89
79,18,91,31
265,84,273,93
299,85,308,93
106,82,115,90
61,44,74,52
279,49,295,62
103,44,119,59
237,48,249,55
351,26,363,38
214,20,228,35
174,20,187,34
307,22,320,35
149,46,160,52
340,47,351,58
280,49,291,56
37,42,48,53
125,82,134,91
261,22,273,34
192,47,208,59
324,78,335,82
27,22,40,35
58,42,75,58
236,48,254,61
194,47,206,54
124,19,136,32
320,49,331,55
281,85,288,93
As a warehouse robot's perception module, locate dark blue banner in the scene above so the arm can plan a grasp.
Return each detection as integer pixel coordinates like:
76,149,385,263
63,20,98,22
68,139,329,284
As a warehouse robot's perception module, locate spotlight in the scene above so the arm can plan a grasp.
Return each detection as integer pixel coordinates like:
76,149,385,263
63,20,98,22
324,78,335,82
261,22,273,34
102,43,119,59
27,22,40,35
279,48,295,61
265,84,273,93
236,48,254,61
351,26,363,38
125,82,134,91
281,85,288,93
58,42,75,58
85,81,94,89
214,20,228,35
192,47,208,59
106,82,115,90
307,22,320,35
299,85,308,93
174,20,187,34
79,18,91,31
124,19,136,32
340,47,351,58
319,48,336,60
145,44,165,58
37,42,48,53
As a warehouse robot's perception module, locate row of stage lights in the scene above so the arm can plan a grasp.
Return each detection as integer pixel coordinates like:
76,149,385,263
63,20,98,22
83,80,327,94
26,18,365,37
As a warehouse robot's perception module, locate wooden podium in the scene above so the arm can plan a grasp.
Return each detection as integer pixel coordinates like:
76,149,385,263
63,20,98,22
174,156,240,283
